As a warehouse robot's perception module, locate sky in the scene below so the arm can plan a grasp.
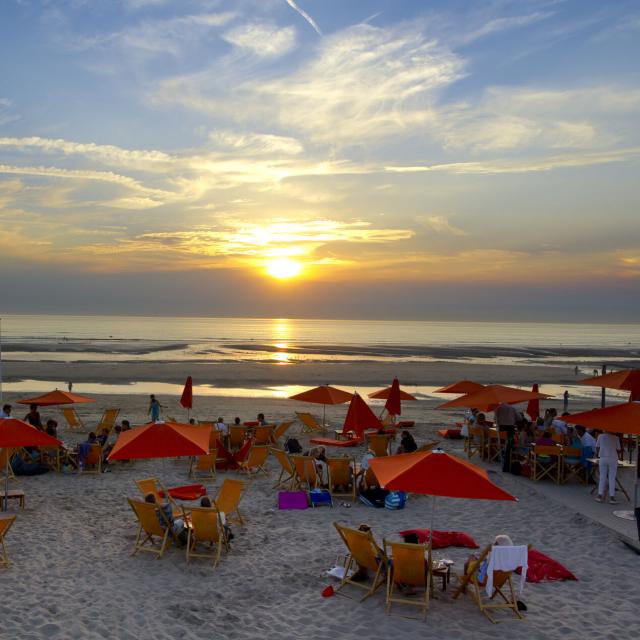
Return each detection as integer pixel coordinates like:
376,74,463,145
0,0,639,321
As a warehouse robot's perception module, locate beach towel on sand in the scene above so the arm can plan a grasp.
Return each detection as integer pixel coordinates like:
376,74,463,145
399,529,479,549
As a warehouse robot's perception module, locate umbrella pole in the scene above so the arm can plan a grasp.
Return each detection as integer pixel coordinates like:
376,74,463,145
323,404,326,427
4,453,8,512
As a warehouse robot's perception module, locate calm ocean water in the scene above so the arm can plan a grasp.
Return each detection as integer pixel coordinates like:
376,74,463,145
0,314,638,365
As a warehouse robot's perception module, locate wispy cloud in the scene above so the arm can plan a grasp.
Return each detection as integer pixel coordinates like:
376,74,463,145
223,22,297,57
285,0,321,36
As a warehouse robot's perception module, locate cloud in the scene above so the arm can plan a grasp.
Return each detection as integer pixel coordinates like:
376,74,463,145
457,11,555,45
0,98,19,126
222,22,297,57
208,130,303,155
285,0,321,36
419,215,467,236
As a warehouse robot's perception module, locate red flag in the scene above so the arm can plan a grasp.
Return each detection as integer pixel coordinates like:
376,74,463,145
385,377,402,416
342,393,381,438
180,376,193,409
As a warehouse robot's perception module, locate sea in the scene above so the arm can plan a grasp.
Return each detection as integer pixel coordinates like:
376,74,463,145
0,314,638,399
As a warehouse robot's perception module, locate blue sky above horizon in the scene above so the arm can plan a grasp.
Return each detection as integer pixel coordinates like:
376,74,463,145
1,0,639,320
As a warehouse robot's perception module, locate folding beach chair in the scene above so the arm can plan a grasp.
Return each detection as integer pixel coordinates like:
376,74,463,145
327,457,356,502
96,408,120,434
454,544,527,623
252,425,275,445
562,446,587,485
290,455,319,491
295,412,326,434
270,448,296,489
530,445,563,484
0,515,17,567
189,451,217,482
270,420,294,445
467,427,487,460
383,539,431,621
333,522,388,601
135,477,180,515
229,425,251,450
214,479,247,526
365,433,393,457
185,506,229,567
127,498,174,559
62,407,85,431
81,443,102,474
238,445,270,477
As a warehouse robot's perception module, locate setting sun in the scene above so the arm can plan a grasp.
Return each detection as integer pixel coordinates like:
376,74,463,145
266,258,303,279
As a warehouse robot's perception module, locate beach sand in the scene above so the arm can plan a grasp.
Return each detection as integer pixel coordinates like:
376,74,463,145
1,360,639,639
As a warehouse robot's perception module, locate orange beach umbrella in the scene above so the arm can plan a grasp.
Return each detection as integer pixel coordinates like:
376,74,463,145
342,393,381,438
289,384,352,425
17,389,95,406
435,380,485,394
0,418,62,510
578,369,640,401
563,401,640,435
108,420,209,461
437,384,550,412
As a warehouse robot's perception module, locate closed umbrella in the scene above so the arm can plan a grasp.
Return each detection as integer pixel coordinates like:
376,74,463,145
17,390,95,406
342,393,381,439
526,384,541,422
179,376,193,420
289,384,352,426
0,418,61,510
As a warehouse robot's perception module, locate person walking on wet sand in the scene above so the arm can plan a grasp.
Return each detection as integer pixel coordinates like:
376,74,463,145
148,394,162,422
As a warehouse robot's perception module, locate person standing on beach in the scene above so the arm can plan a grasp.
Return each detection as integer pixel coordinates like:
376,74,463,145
494,402,517,473
563,390,569,412
595,431,622,504
148,395,162,422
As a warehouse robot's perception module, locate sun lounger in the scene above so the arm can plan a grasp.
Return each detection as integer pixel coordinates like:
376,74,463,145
96,408,120,434
327,457,356,502
238,445,270,477
185,506,228,567
189,451,217,481
333,522,388,601
365,433,393,457
127,498,174,559
290,455,319,491
383,539,431,621
252,425,274,445
62,407,85,431
0,515,17,567
135,477,180,515
214,479,247,526
295,411,327,434
270,448,296,489
270,420,294,444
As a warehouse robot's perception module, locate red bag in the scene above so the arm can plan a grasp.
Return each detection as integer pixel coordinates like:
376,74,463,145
398,529,479,549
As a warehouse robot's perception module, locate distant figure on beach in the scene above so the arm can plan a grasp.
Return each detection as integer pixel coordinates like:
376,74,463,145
257,413,267,426
68,381,73,392
563,391,569,412
148,395,162,421
574,366,579,376
593,369,598,377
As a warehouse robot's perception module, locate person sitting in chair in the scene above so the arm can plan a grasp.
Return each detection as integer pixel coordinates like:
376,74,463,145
145,493,188,545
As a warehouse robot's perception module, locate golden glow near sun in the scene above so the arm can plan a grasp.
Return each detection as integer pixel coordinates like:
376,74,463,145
266,258,303,279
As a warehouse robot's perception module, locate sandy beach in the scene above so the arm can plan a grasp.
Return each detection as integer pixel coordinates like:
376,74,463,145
1,359,639,639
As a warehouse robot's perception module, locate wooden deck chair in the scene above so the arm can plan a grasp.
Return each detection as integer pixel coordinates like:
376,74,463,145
81,443,102,474
487,430,507,464
229,425,250,450
62,407,85,431
238,445,270,477
271,420,294,444
295,411,326,434
208,427,221,451
467,427,487,460
0,515,17,567
383,539,431,621
270,448,296,489
366,433,393,457
530,445,562,484
252,425,274,445
214,479,247,526
327,457,356,502
127,498,172,559
562,446,586,485
189,450,217,481
360,466,379,491
0,449,16,481
453,545,491,599
290,455,319,490
40,446,61,472
455,545,527,623
135,478,180,515
333,522,388,601
185,506,228,567
96,408,120,434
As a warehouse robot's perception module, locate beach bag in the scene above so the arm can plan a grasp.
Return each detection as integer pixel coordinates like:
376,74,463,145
384,491,407,510
358,488,389,508
278,491,308,510
309,489,333,508
285,437,303,454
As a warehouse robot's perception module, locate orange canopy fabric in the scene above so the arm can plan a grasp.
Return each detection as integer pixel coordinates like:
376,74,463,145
108,421,209,460
526,383,541,421
288,385,352,405
17,390,95,406
435,380,485,394
342,393,381,438
579,369,640,401
0,418,62,448
368,382,418,402
437,384,550,412
369,449,516,500
563,401,640,435
180,376,193,409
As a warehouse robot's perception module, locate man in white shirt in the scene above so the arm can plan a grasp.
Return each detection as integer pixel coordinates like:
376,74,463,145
595,431,622,504
216,417,228,436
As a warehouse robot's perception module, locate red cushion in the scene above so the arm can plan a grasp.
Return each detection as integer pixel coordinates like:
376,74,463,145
310,437,362,447
397,421,415,428
437,429,463,439
243,421,259,426
520,549,578,583
167,484,207,501
398,529,479,549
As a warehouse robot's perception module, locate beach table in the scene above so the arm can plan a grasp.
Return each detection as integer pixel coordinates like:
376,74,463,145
586,458,635,501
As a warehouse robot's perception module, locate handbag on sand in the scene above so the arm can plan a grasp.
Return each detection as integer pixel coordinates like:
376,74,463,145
278,491,308,510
